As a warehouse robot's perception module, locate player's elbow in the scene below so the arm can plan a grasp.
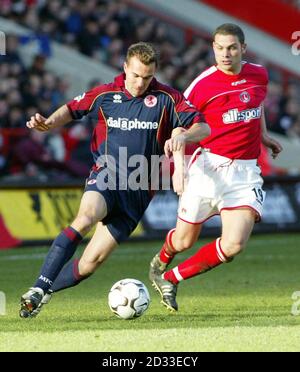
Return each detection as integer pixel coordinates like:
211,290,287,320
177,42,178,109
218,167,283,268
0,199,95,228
201,123,211,139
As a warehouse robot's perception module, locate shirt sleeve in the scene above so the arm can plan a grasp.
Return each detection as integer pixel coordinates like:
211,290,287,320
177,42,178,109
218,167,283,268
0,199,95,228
184,81,207,111
167,90,205,129
66,86,104,120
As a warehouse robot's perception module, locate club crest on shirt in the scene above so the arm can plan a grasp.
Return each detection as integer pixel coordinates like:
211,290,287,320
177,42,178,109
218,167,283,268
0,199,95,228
144,95,157,107
239,91,250,103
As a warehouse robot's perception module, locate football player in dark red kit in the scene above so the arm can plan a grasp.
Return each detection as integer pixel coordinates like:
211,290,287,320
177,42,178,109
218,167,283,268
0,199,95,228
149,24,283,312
19,42,210,318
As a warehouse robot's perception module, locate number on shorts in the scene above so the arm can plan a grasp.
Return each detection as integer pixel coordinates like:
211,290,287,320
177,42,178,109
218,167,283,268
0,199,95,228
252,187,264,202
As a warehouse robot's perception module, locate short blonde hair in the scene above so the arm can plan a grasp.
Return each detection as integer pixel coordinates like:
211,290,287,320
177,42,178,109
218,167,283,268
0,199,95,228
126,42,158,66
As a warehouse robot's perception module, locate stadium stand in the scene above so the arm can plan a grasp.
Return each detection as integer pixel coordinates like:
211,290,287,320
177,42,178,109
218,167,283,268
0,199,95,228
0,0,300,248
0,0,300,182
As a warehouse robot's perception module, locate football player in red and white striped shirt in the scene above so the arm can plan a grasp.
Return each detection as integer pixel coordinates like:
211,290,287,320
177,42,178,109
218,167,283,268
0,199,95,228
149,23,283,312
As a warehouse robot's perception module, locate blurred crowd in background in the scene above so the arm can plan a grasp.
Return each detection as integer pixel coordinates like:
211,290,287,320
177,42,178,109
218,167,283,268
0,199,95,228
1,0,300,181
281,0,300,9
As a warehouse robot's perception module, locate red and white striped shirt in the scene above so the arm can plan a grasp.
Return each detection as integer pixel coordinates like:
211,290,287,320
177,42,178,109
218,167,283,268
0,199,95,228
184,62,268,159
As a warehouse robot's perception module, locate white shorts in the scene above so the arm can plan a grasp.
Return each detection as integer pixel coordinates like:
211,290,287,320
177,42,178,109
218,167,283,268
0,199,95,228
178,150,265,224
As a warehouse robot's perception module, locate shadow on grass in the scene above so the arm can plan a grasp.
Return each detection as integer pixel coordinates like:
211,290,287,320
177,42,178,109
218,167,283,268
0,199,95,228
2,306,298,333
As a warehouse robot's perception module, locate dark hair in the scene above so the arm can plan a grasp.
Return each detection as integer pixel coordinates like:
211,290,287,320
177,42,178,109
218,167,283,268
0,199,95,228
213,23,245,44
126,42,159,66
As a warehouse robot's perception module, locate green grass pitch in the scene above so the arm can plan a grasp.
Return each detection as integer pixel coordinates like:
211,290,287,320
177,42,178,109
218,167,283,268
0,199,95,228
0,233,300,352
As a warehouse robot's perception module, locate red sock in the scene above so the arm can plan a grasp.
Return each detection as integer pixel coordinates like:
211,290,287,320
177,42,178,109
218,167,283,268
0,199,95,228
164,238,228,284
159,228,177,265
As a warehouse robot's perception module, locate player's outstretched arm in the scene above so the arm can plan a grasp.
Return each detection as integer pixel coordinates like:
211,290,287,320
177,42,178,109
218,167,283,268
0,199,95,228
165,123,210,195
167,128,186,196
26,104,73,132
181,122,211,144
164,123,210,157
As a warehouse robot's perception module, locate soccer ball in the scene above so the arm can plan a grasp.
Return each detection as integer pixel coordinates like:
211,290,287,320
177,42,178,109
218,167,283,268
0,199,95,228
108,278,150,319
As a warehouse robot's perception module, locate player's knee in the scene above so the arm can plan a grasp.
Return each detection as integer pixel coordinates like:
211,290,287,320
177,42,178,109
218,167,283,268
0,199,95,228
222,240,246,258
74,214,96,233
79,251,110,276
78,259,97,276
172,235,194,252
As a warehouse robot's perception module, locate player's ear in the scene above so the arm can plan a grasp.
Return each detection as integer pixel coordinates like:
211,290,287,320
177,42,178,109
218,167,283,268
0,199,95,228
123,62,127,74
241,43,247,54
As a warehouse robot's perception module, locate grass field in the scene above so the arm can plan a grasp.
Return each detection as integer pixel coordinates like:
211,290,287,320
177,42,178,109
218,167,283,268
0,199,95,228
1,233,300,352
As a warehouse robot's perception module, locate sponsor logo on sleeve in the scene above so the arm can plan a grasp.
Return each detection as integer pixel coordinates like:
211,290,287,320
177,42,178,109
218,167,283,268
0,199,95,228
74,93,86,102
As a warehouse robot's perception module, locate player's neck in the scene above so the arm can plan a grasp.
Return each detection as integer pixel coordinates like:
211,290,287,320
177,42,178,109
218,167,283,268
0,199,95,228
124,81,135,97
217,64,242,76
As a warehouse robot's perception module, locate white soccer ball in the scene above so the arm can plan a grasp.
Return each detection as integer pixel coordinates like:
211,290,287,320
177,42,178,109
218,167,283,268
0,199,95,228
108,278,150,319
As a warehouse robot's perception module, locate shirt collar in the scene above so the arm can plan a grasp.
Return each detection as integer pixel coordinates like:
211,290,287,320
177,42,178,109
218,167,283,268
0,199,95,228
114,73,158,96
